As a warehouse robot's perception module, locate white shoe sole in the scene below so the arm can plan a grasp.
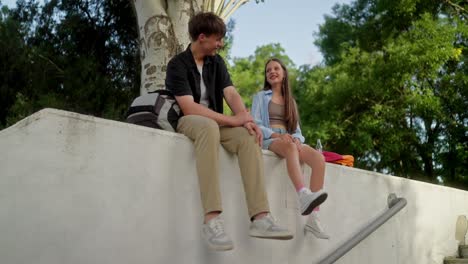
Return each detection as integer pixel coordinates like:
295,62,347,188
202,233,234,251
208,244,234,251
304,225,330,239
249,230,294,240
204,240,234,251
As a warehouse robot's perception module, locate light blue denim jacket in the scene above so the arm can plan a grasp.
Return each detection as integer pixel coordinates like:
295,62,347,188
251,90,305,143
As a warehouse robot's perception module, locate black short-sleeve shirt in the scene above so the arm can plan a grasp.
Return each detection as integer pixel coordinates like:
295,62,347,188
165,45,233,114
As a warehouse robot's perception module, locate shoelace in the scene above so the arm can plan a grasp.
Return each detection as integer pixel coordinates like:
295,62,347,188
263,214,277,225
315,218,324,230
309,215,323,230
211,218,225,237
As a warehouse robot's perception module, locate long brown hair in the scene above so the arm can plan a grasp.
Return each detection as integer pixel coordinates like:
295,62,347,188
263,58,299,133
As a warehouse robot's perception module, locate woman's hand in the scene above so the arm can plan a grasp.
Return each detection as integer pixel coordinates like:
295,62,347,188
293,137,302,151
273,133,294,143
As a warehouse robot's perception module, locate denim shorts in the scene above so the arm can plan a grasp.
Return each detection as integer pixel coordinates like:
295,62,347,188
262,127,288,150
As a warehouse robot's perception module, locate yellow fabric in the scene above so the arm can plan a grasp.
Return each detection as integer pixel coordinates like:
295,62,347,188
331,155,354,167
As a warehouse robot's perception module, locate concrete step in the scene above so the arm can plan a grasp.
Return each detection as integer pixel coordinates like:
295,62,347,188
444,245,468,263
460,245,468,258
445,257,468,264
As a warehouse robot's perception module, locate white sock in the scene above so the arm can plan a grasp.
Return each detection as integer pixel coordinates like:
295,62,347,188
297,187,309,195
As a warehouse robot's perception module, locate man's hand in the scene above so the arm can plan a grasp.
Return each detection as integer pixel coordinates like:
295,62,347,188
244,122,263,146
230,111,253,127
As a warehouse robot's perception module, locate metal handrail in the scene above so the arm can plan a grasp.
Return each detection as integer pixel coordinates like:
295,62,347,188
318,193,407,264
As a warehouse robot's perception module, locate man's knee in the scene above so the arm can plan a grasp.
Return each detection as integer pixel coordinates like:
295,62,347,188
179,115,220,141
234,127,257,146
199,118,220,142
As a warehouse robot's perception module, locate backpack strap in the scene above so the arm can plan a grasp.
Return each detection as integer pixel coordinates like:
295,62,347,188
127,105,156,115
149,89,175,98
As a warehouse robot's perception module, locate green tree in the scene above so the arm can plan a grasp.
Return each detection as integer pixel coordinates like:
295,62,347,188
0,0,140,128
0,3,31,126
315,0,446,66
299,0,468,189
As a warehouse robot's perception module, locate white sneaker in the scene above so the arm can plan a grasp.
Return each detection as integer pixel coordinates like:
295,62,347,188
305,212,330,239
298,189,328,215
249,214,293,240
202,215,234,251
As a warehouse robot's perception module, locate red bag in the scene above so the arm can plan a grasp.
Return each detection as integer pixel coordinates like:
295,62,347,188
322,151,354,167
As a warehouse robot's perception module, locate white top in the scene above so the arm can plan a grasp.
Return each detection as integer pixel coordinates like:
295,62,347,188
196,64,209,107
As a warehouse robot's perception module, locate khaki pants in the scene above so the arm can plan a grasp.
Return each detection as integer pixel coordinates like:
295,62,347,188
177,115,270,218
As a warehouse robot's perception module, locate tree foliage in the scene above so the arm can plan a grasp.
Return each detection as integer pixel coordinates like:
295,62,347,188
0,0,140,128
302,0,467,188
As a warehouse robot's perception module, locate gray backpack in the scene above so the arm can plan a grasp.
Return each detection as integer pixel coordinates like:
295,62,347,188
126,89,182,132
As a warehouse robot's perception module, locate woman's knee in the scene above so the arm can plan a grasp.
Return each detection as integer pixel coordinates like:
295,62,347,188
283,142,298,156
301,145,325,163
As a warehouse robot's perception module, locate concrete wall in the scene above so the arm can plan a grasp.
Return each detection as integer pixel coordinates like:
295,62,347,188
1,108,467,264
